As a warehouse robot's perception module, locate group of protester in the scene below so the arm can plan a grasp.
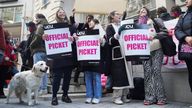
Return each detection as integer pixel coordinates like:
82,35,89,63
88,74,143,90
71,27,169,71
0,20,19,99
0,0,191,106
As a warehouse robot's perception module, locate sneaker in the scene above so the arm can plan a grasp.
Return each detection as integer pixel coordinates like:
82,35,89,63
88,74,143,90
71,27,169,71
92,98,100,104
85,98,92,104
122,96,131,103
113,98,123,105
39,89,47,96
61,95,72,103
51,97,58,106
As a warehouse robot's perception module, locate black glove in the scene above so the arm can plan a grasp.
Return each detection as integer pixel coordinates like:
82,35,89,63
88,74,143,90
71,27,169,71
118,24,127,35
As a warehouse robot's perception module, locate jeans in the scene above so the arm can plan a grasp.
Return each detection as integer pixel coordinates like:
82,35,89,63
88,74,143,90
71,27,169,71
0,49,4,64
85,71,102,99
11,65,19,75
33,52,47,90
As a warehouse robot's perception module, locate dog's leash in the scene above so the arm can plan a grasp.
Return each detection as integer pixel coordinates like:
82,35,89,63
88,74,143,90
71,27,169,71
8,60,32,70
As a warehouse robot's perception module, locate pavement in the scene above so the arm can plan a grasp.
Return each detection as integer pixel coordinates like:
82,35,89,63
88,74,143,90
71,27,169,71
0,92,192,108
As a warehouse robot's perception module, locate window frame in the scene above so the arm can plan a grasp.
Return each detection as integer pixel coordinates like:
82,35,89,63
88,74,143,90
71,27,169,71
0,6,23,24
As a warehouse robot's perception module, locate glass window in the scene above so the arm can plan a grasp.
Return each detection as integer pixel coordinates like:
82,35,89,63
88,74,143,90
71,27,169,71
15,7,22,22
0,6,23,24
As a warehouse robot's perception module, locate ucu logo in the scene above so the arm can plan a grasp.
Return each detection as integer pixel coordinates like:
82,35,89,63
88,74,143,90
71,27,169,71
77,31,85,36
125,24,134,29
44,25,53,29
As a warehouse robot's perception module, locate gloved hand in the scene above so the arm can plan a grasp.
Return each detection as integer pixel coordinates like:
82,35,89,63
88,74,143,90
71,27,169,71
118,24,127,35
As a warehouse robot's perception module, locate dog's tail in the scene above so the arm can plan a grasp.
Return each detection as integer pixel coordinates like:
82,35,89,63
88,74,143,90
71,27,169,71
9,75,26,97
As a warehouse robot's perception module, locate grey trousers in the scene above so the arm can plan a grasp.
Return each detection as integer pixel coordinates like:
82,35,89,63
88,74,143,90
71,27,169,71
113,88,129,100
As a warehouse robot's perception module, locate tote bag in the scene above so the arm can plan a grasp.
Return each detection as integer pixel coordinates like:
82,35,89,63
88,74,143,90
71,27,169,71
178,43,192,60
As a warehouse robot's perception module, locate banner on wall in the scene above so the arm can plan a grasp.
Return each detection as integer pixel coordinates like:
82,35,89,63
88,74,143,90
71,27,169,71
163,19,186,69
119,24,150,61
43,23,72,56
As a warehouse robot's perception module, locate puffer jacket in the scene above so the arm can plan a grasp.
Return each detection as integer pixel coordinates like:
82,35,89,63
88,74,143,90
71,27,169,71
0,42,17,66
175,7,192,43
30,19,48,55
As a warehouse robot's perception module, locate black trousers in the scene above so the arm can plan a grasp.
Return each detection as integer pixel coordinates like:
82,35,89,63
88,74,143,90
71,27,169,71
52,67,73,97
0,66,9,95
185,60,192,92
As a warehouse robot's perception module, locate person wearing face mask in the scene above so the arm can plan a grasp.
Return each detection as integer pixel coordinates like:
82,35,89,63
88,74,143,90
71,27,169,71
175,0,192,100
30,13,49,96
0,30,17,98
170,5,183,19
43,8,77,106
70,12,94,31
137,7,166,105
156,6,172,21
77,19,106,104
106,11,132,105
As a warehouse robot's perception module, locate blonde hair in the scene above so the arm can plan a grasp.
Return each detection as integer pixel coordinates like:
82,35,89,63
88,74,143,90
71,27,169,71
55,8,70,24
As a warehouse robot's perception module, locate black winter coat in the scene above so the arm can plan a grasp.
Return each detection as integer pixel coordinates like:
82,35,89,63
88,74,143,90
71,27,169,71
175,7,192,43
106,24,130,88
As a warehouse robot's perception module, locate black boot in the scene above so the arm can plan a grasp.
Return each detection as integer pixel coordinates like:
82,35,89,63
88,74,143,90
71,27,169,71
51,97,58,105
0,93,6,98
61,95,72,103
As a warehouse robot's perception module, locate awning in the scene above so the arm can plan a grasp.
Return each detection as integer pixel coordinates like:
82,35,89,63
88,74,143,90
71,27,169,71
74,0,127,14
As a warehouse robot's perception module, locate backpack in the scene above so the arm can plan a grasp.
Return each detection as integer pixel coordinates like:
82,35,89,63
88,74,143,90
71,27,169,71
152,18,177,56
155,30,177,56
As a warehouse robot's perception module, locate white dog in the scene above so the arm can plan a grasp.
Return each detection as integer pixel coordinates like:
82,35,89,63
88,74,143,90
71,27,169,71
6,61,48,106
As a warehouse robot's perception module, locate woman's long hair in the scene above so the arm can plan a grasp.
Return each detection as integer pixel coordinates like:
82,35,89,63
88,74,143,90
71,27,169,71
55,8,70,24
108,11,117,23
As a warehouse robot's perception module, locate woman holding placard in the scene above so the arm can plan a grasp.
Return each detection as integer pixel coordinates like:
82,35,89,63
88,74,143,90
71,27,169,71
106,11,132,105
44,8,76,106
138,7,166,105
75,19,106,104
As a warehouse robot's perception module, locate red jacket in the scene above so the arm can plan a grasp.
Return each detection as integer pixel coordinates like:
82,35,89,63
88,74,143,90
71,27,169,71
0,42,17,66
0,25,6,51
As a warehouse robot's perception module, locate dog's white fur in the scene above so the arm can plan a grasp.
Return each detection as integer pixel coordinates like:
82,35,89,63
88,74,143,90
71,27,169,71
6,61,48,106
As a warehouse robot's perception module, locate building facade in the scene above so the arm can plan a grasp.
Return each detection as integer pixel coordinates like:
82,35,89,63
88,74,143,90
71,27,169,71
34,0,75,23
0,0,34,42
126,0,186,18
